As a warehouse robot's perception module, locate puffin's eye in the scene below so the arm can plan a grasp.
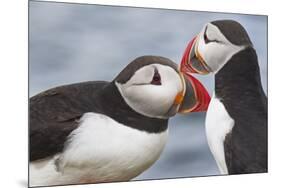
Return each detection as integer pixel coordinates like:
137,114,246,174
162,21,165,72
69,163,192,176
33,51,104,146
204,32,210,43
204,27,220,44
151,69,161,85
204,27,211,44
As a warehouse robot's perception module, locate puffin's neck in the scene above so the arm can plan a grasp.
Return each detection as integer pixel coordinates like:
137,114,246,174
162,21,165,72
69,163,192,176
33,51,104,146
94,82,168,133
215,47,267,106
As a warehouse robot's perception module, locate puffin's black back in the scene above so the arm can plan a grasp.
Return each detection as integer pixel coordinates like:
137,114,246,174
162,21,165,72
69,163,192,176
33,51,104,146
215,47,267,174
30,81,107,161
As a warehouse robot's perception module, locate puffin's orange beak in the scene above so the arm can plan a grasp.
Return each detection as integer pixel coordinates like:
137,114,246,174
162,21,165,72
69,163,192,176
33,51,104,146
180,36,211,75
175,72,210,113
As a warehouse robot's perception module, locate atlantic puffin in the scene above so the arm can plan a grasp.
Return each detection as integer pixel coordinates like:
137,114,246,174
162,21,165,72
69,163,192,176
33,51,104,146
29,55,210,186
180,20,267,175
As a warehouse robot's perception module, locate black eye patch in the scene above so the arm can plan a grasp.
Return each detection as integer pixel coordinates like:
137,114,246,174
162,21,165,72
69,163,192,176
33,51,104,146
150,69,161,85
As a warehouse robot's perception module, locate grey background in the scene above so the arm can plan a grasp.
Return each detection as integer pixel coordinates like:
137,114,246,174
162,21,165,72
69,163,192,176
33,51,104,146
29,1,267,180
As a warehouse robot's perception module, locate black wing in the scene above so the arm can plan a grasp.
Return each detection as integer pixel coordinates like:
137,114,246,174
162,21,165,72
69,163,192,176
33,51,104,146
224,97,268,174
30,81,108,161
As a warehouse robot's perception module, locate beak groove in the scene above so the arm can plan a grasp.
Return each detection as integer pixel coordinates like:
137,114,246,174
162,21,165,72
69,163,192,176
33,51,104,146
180,36,211,75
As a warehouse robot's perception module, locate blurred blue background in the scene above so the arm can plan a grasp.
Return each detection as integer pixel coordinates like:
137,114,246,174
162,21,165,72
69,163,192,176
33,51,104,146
29,1,267,180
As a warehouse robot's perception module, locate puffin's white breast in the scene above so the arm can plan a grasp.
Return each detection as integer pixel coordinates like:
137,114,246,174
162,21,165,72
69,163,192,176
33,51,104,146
29,112,168,187
205,93,234,174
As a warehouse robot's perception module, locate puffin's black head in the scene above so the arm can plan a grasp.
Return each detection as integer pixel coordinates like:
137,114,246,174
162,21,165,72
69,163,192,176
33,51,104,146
114,56,210,119
180,19,253,74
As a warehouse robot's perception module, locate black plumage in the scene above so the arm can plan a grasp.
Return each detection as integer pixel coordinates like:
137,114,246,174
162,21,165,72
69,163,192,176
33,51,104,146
216,47,268,174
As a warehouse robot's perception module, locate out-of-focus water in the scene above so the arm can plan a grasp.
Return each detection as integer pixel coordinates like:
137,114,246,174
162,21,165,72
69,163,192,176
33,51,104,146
29,1,267,180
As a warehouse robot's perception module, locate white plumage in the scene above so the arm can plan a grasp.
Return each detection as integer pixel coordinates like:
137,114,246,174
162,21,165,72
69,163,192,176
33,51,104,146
116,63,183,119
205,94,234,174
30,112,168,186
196,23,245,73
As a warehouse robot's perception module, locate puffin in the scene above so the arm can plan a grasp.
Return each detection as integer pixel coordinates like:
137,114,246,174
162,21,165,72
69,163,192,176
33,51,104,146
29,55,210,186
180,20,267,175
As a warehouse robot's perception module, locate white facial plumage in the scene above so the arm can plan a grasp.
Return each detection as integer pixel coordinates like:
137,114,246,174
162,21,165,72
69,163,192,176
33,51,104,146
196,23,245,73
115,63,183,119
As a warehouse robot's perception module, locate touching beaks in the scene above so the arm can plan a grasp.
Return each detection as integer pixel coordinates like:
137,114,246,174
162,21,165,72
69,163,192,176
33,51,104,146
176,72,210,113
180,36,211,75
167,36,212,116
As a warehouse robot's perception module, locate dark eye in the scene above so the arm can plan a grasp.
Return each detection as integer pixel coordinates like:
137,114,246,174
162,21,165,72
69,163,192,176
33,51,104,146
204,27,212,44
204,27,220,44
204,31,210,43
151,69,161,85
